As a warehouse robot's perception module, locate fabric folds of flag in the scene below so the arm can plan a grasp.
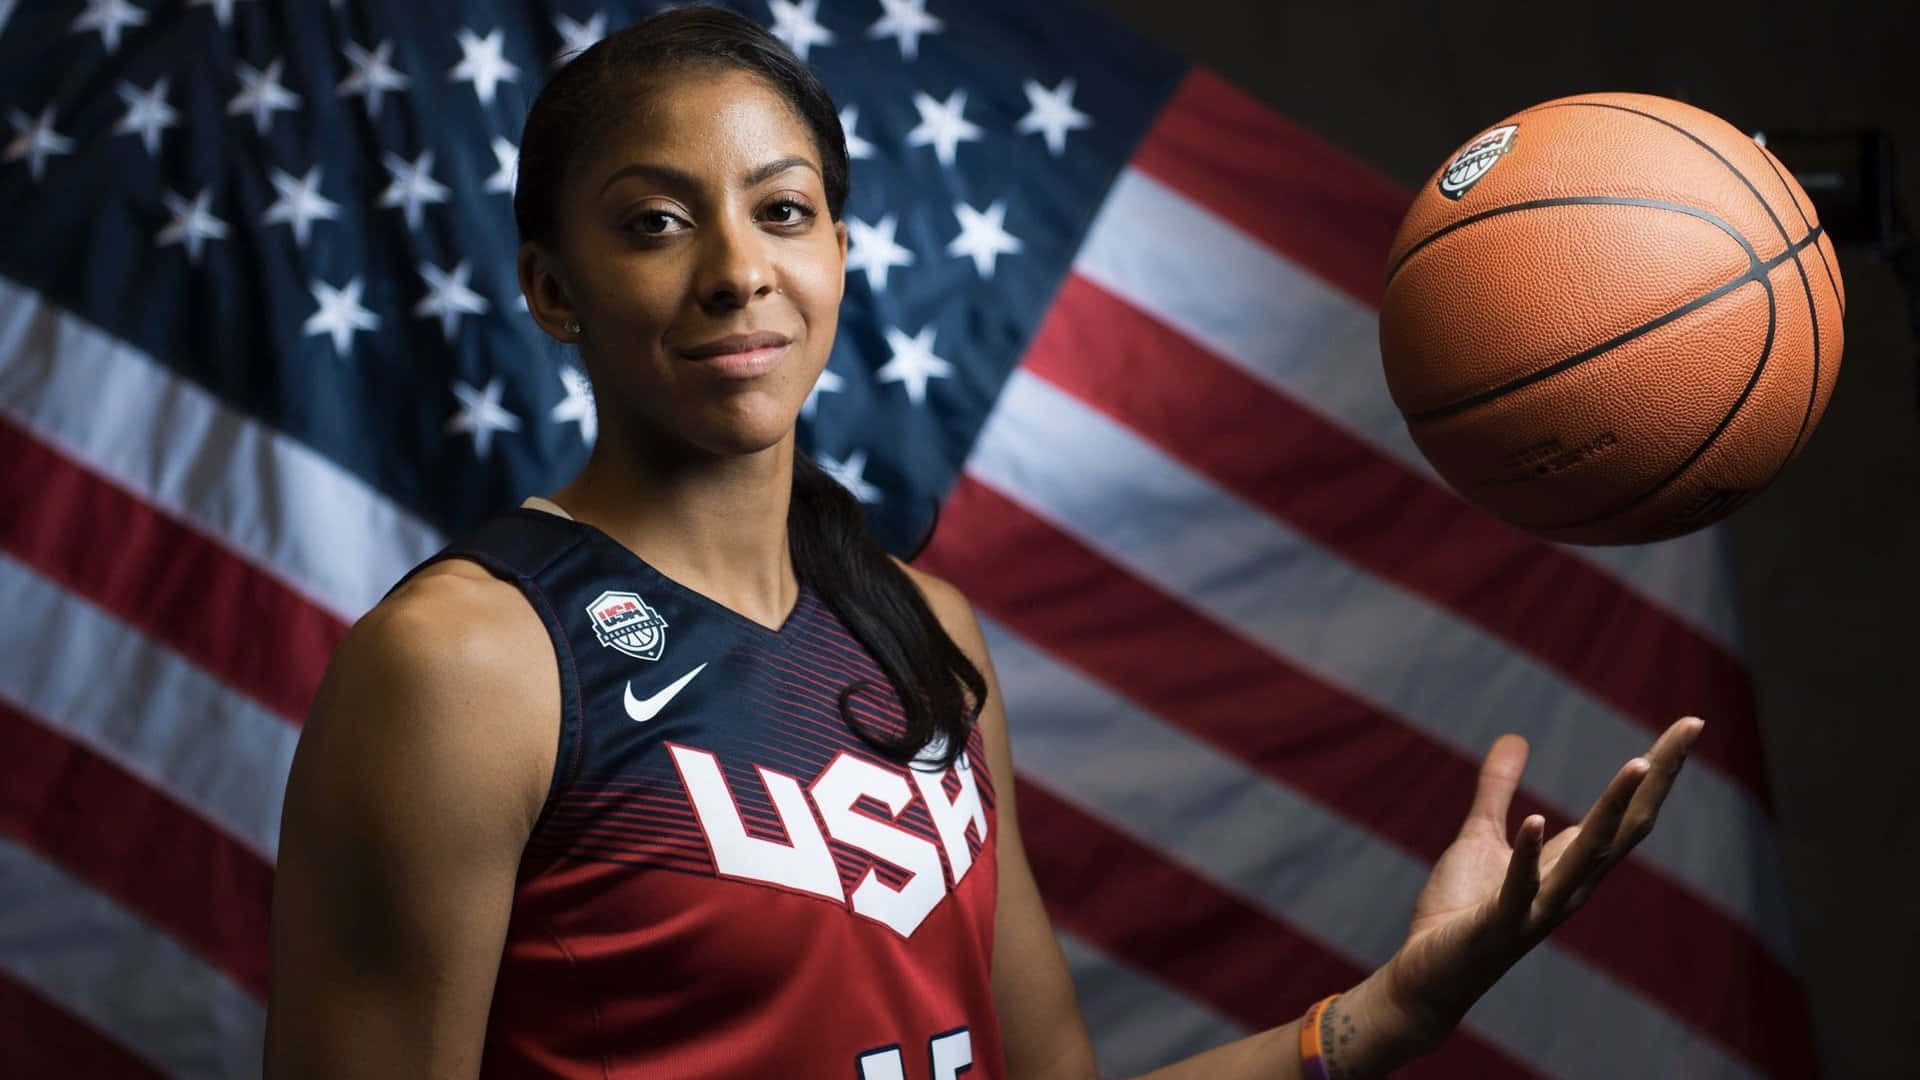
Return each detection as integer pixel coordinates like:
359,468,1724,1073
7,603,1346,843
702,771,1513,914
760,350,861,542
0,1,1809,1077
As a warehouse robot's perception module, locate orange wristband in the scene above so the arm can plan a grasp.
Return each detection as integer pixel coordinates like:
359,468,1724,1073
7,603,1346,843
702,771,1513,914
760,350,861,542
1300,993,1340,1080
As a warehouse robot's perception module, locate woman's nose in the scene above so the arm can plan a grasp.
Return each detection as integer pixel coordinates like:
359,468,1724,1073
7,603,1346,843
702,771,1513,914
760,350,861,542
695,217,775,310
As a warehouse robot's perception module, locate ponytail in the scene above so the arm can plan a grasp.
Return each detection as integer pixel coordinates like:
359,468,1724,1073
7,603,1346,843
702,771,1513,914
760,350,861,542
788,452,985,770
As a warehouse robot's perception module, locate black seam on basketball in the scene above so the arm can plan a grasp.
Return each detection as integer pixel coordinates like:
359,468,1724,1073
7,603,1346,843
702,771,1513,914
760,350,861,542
1752,145,1847,319
1526,100,1797,251
1398,202,1785,423
1536,264,1778,534
1383,194,1754,295
1752,141,1817,234
1406,224,1817,423
1539,232,1835,533
1405,228,1804,465
1816,232,1846,317
1779,233,1823,465
1543,98,1845,322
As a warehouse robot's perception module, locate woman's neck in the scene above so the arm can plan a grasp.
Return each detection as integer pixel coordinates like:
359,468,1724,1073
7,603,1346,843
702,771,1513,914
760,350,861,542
548,435,799,631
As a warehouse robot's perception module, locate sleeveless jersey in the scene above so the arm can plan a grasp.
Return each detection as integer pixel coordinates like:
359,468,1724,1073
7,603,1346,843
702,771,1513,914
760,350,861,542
414,506,1004,1079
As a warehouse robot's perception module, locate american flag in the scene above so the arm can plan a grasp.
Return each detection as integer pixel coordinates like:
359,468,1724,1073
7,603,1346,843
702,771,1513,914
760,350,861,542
0,0,1812,1076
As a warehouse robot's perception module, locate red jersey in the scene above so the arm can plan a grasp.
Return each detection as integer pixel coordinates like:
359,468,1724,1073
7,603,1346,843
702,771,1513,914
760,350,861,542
416,506,1004,1079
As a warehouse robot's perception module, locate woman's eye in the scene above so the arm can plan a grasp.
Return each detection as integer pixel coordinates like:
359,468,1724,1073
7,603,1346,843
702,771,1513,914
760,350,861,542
766,200,813,225
628,210,681,235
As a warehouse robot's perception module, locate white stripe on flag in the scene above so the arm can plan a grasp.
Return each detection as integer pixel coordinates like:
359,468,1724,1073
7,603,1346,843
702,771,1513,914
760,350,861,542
1076,169,1744,653
0,835,265,1080
1055,930,1247,1077
0,552,295,859
0,276,443,621
969,369,1795,965
984,618,1761,1080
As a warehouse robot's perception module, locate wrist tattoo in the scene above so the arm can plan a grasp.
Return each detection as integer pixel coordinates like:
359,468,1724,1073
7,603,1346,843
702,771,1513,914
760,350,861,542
1320,997,1359,1079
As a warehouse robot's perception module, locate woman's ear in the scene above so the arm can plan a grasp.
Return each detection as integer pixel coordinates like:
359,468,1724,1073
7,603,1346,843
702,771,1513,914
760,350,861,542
517,241,579,343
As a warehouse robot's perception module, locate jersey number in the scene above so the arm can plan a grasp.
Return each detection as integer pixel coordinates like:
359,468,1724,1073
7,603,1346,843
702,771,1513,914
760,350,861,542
856,1027,972,1080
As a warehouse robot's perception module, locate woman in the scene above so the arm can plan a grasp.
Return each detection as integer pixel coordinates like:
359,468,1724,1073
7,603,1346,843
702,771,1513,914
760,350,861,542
263,6,1703,1077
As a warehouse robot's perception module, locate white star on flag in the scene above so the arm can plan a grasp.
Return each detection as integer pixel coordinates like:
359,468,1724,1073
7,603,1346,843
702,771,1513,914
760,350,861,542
72,0,146,54
839,105,875,161
338,40,410,118
845,213,915,292
378,150,449,231
155,188,228,264
1017,77,1092,156
485,136,517,195
302,277,380,358
867,0,942,61
450,27,520,108
7,107,74,181
113,78,178,157
414,261,490,342
228,58,301,135
947,198,1023,278
446,376,522,460
802,366,844,419
906,89,981,168
262,166,341,249
553,11,606,67
818,448,882,504
768,0,834,63
876,324,951,405
549,365,597,445
188,0,251,29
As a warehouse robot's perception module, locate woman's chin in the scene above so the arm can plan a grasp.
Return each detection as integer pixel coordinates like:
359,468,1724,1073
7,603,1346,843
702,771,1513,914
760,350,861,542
686,410,805,460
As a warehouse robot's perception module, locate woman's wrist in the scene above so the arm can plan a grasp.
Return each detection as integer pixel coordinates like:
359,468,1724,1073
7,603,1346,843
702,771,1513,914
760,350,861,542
1306,964,1453,1078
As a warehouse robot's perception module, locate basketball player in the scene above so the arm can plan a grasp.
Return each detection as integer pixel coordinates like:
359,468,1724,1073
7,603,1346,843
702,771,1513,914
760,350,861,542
262,7,1704,1078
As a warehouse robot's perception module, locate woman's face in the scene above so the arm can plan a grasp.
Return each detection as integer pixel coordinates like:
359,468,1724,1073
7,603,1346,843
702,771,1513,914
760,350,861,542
527,67,849,460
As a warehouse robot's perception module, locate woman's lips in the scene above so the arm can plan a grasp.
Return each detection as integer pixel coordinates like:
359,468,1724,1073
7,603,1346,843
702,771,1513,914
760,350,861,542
685,342,790,379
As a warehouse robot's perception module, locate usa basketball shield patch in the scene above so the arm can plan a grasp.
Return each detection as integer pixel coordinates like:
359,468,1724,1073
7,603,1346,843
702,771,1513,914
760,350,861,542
586,590,669,661
1437,123,1519,199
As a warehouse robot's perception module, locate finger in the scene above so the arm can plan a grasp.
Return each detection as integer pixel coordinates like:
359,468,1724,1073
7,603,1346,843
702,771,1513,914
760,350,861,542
1465,733,1531,835
1497,813,1545,926
1536,755,1648,913
1614,717,1705,855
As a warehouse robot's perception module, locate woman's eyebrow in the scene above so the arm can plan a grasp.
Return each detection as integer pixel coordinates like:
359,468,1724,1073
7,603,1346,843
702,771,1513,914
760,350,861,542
741,156,817,186
600,156,819,196
599,161,695,195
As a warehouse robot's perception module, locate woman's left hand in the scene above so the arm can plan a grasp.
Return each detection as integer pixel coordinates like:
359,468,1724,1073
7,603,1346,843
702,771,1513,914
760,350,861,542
1377,715,1706,1044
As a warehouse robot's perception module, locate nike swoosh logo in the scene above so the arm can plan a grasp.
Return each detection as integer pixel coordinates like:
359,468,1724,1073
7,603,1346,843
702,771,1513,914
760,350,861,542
624,663,707,723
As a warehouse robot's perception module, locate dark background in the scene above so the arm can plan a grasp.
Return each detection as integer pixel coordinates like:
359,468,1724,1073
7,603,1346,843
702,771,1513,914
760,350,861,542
1084,2,1920,1076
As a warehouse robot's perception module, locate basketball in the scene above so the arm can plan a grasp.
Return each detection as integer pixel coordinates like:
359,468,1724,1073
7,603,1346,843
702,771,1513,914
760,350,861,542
1379,92,1845,545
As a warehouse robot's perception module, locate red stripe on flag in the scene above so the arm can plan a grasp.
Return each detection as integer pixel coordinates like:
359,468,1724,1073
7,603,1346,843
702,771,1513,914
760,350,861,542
0,417,345,723
0,970,167,1080
1130,69,1411,309
1026,273,1770,807
0,697,273,999
925,477,1814,1076
1013,780,1539,1078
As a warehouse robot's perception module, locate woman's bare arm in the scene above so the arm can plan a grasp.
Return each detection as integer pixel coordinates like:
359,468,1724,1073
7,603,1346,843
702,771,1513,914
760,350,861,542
264,565,558,1080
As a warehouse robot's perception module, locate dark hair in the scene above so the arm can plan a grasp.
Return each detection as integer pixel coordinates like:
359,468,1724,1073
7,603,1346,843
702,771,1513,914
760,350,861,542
515,5,985,770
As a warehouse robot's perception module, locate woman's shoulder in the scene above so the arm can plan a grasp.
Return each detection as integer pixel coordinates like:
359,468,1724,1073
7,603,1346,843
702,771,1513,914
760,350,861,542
363,558,548,664
890,557,987,656
302,557,559,831
321,558,558,728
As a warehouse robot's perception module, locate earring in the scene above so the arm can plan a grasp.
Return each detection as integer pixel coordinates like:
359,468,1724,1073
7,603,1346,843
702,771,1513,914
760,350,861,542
563,318,581,337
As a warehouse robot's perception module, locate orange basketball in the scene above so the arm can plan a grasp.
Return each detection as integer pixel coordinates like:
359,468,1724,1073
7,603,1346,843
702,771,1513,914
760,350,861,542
1379,92,1845,545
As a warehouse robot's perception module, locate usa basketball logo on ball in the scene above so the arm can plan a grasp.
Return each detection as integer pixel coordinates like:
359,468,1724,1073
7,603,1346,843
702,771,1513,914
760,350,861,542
586,590,670,661
1438,123,1519,199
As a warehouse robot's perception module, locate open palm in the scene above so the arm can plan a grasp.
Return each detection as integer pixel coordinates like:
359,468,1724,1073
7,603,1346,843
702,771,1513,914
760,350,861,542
1380,717,1705,1039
